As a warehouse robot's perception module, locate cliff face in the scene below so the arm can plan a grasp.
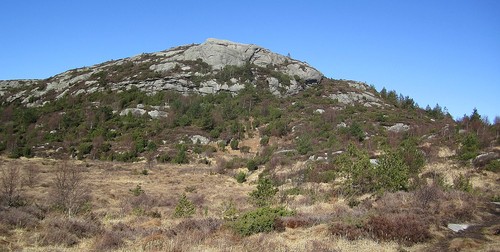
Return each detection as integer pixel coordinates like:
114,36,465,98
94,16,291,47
0,38,323,107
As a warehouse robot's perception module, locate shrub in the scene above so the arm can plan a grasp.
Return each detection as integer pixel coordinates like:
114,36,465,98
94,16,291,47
173,194,195,218
453,174,473,192
1,165,23,207
77,142,93,159
230,139,239,150
129,184,144,196
246,159,258,171
260,135,270,146
374,151,410,192
484,159,500,173
93,231,123,251
172,218,222,241
231,207,294,236
249,177,278,207
173,144,189,164
40,217,102,247
397,138,425,175
235,171,247,183
458,133,479,161
349,122,365,141
50,163,90,217
157,153,171,163
240,146,251,153
0,208,40,229
367,213,431,245
296,136,312,155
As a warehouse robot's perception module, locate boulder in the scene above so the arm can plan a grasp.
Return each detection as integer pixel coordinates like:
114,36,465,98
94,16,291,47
190,135,210,145
473,152,500,167
386,123,410,133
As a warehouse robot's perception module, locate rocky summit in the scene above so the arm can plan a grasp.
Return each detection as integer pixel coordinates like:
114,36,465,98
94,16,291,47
0,38,323,107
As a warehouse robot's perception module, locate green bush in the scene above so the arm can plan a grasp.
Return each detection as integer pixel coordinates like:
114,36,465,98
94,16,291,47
349,122,365,142
157,153,171,163
230,139,239,150
485,160,500,173
246,159,258,171
296,136,312,155
173,144,189,164
397,138,425,175
235,171,247,183
173,194,195,218
260,135,270,146
77,142,93,159
374,152,410,192
458,134,479,161
453,174,473,192
249,177,278,207
240,146,250,153
231,207,294,236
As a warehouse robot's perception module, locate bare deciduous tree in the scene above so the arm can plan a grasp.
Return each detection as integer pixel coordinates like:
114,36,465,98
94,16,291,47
51,162,89,217
1,163,22,206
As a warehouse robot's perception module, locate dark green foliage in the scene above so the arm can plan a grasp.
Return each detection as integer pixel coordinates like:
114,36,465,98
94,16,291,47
231,207,294,236
397,138,425,175
296,136,312,155
453,174,473,192
260,135,270,146
246,159,258,171
374,152,410,192
230,139,239,150
337,144,411,195
173,144,189,164
458,134,480,161
77,143,93,159
349,122,365,142
484,160,500,173
157,153,172,163
249,177,278,207
235,171,247,183
173,194,195,218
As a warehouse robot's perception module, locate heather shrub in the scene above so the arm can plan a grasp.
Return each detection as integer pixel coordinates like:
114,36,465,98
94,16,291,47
0,208,40,229
40,217,102,247
172,218,222,242
367,213,431,245
329,221,367,240
93,231,124,251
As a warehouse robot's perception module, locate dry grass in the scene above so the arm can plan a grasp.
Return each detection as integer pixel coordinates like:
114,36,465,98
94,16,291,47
1,154,499,251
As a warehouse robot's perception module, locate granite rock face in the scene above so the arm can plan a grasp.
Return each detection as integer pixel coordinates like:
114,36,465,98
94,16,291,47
0,38,323,106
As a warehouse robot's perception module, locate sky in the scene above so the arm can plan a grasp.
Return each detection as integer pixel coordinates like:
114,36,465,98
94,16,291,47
1,0,499,121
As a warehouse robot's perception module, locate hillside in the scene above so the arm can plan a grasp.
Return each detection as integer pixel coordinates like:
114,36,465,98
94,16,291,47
0,39,499,251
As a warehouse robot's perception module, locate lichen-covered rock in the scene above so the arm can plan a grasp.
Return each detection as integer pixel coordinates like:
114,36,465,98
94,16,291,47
0,38,324,106
386,123,410,133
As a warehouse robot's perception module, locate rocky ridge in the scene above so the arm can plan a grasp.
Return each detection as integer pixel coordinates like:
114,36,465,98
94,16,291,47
0,38,323,107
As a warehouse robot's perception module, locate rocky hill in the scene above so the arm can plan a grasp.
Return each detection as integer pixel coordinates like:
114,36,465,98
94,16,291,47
0,38,323,107
0,39,499,251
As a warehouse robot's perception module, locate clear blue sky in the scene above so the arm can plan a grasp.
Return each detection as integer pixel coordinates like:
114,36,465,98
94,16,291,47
1,0,499,121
